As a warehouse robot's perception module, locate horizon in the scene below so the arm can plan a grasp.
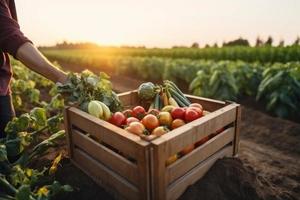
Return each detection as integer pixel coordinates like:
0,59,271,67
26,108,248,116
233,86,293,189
16,0,300,48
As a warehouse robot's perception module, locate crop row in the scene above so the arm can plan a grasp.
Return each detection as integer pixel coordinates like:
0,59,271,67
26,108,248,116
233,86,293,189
42,45,300,63
42,51,300,120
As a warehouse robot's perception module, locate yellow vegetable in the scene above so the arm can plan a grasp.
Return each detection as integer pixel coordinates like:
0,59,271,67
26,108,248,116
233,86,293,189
168,97,179,107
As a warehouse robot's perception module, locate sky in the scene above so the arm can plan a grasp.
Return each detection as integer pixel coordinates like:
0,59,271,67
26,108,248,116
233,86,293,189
16,0,300,48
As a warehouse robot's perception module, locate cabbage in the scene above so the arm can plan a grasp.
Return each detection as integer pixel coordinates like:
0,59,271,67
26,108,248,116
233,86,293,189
138,82,156,100
88,101,103,118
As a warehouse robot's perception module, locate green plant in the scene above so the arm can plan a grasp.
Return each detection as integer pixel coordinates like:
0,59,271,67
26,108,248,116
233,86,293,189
0,107,71,200
189,62,238,100
256,63,300,118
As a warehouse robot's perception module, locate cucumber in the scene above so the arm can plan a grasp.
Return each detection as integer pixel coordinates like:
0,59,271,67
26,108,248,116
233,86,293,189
171,94,186,107
166,81,191,105
169,88,190,107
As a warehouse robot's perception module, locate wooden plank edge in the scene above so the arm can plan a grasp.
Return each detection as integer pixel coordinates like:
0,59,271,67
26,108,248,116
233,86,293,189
63,107,73,158
233,104,241,156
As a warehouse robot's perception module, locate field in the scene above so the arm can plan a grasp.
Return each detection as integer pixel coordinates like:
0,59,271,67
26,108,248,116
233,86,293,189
42,47,300,120
1,46,300,200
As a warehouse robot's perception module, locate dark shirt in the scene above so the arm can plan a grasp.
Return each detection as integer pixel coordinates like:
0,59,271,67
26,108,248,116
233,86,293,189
0,0,31,95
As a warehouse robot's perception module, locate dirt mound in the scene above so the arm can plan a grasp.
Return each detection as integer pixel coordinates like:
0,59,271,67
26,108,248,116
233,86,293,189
180,158,294,200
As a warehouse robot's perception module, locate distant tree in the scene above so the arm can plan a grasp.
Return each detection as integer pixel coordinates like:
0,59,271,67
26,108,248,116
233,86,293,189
213,43,218,48
191,42,199,48
293,36,300,46
204,44,210,48
223,37,250,47
265,36,273,46
255,37,263,47
278,39,285,47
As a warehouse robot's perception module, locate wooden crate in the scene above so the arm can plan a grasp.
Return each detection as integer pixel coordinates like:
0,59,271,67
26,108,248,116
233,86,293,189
64,90,241,200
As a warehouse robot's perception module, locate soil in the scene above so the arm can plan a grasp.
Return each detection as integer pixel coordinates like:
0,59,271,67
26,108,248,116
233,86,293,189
47,61,300,200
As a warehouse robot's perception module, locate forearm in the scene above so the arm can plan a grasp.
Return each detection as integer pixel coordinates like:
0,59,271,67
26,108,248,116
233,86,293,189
15,42,67,83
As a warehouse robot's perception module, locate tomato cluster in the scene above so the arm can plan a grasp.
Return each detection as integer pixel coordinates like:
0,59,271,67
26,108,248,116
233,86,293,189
108,103,204,136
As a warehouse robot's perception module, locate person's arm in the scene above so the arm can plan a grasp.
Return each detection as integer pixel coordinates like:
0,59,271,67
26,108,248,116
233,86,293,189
0,1,67,84
16,42,67,83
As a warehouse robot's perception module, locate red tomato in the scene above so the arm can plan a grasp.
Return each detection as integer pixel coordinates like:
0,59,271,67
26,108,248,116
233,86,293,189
151,126,169,136
125,122,146,135
126,117,139,125
109,112,126,127
171,119,186,129
132,106,146,119
189,103,203,110
188,107,203,116
122,109,133,118
141,114,159,130
148,109,160,116
184,108,201,122
171,107,185,119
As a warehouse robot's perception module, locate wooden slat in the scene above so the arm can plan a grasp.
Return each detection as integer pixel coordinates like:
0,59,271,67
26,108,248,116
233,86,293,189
72,129,138,185
185,94,226,112
73,148,139,200
166,145,233,200
233,105,241,156
117,90,139,105
63,107,73,158
166,127,234,184
68,107,148,158
152,104,238,157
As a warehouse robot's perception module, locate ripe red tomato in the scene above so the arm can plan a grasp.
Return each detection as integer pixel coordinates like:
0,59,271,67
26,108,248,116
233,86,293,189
184,108,201,122
132,106,146,119
189,103,203,110
171,119,185,129
188,107,203,116
171,107,185,119
151,126,169,136
125,122,146,135
126,117,140,125
109,112,126,127
141,114,159,130
148,109,160,116
122,109,133,118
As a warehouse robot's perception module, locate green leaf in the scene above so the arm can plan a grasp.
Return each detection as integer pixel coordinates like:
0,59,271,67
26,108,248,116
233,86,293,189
28,89,40,103
30,108,47,127
15,185,31,200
